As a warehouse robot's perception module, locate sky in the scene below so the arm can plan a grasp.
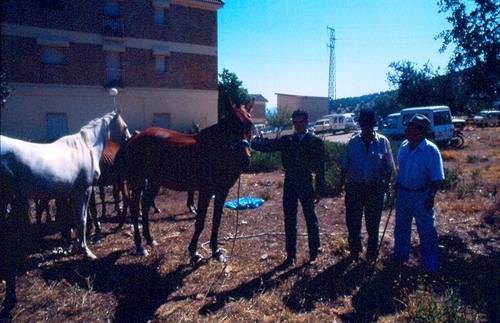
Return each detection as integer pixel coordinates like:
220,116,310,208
217,0,456,109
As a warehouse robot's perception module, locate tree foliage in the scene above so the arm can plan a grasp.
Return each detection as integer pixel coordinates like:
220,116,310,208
386,60,463,111
217,68,251,121
266,106,293,134
436,0,500,105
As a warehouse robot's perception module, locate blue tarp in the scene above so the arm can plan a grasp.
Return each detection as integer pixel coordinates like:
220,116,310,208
224,197,265,210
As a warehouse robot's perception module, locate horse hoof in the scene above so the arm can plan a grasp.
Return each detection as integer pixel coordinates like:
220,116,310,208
188,205,197,215
212,250,226,263
154,208,161,213
85,251,98,261
191,252,203,264
147,239,158,247
138,246,149,257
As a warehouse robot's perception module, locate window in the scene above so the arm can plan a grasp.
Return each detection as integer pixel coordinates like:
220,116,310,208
154,8,165,24
103,1,123,36
152,113,171,129
433,111,452,126
155,55,166,73
105,51,123,87
153,0,170,25
46,113,68,141
41,47,65,66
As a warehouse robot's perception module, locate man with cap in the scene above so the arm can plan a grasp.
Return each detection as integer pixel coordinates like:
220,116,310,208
335,110,395,261
393,113,444,271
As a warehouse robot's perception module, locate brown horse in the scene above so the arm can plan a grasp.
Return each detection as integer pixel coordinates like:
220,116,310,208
119,96,254,262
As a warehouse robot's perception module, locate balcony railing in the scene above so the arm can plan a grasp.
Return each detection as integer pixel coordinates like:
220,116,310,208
103,17,124,37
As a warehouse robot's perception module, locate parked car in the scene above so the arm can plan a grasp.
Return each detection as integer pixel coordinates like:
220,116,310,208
313,118,331,134
472,110,500,127
378,105,455,144
259,126,278,139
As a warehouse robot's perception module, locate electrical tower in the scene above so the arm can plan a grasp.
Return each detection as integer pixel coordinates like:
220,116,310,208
327,27,337,111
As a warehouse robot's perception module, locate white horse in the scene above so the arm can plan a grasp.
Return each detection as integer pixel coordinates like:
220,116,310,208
0,110,130,260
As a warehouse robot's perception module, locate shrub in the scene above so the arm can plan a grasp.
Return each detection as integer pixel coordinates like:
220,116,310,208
247,151,281,173
466,155,479,163
247,140,347,196
443,168,460,189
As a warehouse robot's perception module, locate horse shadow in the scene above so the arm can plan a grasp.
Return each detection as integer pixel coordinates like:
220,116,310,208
40,251,198,323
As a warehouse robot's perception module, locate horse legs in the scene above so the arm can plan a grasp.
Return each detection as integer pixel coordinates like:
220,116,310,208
129,183,150,256
98,185,107,217
111,184,121,216
188,191,212,263
209,190,230,262
187,191,197,214
73,188,97,260
140,182,159,247
87,188,101,244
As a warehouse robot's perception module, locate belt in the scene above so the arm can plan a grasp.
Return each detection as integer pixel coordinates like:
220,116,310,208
399,185,428,192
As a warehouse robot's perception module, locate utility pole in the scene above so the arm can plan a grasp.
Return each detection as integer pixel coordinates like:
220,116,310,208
327,27,337,113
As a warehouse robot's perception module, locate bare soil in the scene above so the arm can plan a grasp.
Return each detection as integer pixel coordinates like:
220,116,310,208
1,126,499,322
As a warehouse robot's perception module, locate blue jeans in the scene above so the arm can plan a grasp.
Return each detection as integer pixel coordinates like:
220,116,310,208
394,189,439,271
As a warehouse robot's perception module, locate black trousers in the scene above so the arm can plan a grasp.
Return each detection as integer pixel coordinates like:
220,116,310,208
282,179,320,258
345,181,384,256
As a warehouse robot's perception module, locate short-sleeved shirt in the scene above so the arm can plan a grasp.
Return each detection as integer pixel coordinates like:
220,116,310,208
396,138,444,190
340,132,396,183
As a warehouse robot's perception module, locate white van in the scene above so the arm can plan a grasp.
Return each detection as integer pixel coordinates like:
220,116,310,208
378,106,455,144
319,113,348,134
344,114,359,132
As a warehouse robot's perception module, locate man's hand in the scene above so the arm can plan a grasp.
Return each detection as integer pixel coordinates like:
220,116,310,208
425,195,435,211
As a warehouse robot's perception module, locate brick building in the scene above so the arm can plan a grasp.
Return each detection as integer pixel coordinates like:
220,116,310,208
1,0,224,141
276,93,329,123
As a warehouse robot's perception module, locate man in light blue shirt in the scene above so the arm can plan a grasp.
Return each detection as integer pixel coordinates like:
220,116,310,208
394,114,444,272
336,110,395,261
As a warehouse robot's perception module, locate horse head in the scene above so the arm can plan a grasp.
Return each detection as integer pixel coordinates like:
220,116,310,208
108,110,131,145
223,95,254,169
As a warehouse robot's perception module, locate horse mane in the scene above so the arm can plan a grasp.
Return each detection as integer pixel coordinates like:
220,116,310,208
79,111,117,142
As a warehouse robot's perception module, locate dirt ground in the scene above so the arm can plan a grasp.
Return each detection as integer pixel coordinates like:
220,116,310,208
1,126,499,322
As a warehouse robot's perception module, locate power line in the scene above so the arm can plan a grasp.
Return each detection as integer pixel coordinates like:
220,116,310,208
327,26,337,107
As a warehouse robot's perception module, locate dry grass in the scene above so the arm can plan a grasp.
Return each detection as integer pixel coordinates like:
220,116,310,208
1,127,499,322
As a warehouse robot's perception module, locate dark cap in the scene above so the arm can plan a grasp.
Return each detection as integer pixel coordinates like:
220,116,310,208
358,110,376,127
408,113,431,132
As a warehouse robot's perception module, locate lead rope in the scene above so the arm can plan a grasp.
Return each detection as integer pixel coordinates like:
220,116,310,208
203,173,243,299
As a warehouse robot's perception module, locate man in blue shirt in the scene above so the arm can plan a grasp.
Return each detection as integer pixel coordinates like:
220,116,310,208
252,109,325,267
335,110,396,261
394,114,444,271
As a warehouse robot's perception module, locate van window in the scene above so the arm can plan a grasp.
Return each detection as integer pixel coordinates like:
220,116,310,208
381,115,399,129
433,111,452,126
402,113,430,126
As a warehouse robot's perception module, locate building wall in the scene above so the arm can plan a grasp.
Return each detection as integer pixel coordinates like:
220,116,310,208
276,93,329,122
1,0,223,141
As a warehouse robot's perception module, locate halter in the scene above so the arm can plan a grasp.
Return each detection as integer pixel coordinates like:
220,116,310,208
231,138,251,150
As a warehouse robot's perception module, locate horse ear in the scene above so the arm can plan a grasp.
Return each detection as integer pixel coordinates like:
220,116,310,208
246,98,255,113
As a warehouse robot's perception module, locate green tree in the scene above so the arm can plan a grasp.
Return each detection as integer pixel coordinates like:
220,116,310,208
266,106,293,136
218,69,251,121
386,60,459,111
436,0,500,108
